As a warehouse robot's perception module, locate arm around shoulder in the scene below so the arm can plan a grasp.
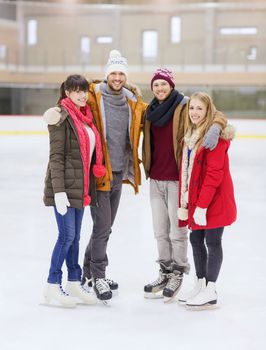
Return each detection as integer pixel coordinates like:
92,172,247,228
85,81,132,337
203,109,227,150
213,110,227,130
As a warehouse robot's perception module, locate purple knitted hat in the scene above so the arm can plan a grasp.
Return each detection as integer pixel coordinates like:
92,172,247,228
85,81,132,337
151,68,175,89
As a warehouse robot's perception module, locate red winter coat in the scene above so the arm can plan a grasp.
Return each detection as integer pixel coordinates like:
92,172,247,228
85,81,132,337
179,137,237,230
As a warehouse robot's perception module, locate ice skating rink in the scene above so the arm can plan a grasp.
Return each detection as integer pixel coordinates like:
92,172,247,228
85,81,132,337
0,116,266,350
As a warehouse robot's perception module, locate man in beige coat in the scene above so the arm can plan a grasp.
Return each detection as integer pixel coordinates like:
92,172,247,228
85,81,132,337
82,50,147,301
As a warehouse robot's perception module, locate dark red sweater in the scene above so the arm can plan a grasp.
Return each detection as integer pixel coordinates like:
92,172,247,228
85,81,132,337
149,118,179,181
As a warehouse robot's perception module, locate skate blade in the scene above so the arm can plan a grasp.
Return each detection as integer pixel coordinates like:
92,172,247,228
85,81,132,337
177,299,186,306
96,294,112,306
39,302,76,309
72,292,98,306
111,289,119,297
76,299,97,306
186,301,218,311
144,291,164,299
163,296,176,303
163,291,180,303
100,300,111,307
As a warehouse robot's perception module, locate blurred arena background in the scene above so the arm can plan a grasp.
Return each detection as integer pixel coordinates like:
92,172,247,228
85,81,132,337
1,5,266,348
0,0,265,117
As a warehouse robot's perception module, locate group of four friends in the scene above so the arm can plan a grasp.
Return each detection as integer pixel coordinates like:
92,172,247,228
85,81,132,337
42,49,237,309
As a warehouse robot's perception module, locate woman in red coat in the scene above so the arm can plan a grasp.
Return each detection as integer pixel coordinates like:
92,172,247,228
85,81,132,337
177,92,236,309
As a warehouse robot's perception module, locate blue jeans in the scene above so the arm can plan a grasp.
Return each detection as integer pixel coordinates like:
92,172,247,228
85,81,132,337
47,207,84,284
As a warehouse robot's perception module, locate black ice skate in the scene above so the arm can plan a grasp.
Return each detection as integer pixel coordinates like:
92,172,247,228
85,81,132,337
163,265,184,303
144,263,172,299
93,278,112,301
82,277,118,294
104,278,119,291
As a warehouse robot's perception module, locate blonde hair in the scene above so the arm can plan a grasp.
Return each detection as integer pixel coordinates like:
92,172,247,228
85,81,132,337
184,92,216,146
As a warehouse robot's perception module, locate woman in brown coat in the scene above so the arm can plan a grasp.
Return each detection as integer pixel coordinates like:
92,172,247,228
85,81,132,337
43,75,105,307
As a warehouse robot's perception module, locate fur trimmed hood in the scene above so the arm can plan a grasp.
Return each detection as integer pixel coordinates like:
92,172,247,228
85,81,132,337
43,106,62,125
221,124,236,141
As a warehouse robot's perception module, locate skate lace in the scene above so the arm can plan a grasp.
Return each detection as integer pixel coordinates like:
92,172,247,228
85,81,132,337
104,278,114,286
166,273,183,291
80,283,91,294
95,278,110,294
150,272,171,287
59,285,69,297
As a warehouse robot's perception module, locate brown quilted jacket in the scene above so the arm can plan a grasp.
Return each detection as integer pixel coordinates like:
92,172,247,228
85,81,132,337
43,107,97,208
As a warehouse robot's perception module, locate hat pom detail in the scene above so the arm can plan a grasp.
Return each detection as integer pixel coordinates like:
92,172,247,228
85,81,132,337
93,164,106,178
105,49,128,78
109,50,121,59
151,67,175,89
178,207,188,220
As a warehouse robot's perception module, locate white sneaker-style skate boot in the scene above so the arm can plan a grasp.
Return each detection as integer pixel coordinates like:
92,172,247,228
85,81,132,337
44,283,77,308
186,281,217,310
65,281,97,305
178,277,206,305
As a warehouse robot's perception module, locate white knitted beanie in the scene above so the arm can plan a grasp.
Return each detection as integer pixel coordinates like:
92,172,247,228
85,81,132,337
105,50,128,78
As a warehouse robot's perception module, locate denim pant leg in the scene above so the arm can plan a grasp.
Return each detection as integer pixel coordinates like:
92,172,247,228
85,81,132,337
65,208,84,281
83,172,123,279
47,207,84,284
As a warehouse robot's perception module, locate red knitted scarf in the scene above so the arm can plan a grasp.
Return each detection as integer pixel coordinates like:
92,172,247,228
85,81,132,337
60,97,105,206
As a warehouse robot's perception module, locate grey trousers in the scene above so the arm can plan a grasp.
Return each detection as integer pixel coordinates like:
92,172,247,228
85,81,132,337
83,171,123,279
150,179,190,273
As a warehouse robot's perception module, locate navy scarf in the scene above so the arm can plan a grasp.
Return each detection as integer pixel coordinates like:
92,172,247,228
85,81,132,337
146,89,184,127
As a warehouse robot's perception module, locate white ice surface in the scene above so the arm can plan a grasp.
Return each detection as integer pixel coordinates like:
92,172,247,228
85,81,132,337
0,117,266,350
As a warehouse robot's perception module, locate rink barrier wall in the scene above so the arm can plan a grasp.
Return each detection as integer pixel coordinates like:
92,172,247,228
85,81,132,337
2,132,266,139
0,132,266,139
0,116,266,138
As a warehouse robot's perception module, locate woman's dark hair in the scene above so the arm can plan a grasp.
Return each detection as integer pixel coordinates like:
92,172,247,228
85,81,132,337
57,74,88,104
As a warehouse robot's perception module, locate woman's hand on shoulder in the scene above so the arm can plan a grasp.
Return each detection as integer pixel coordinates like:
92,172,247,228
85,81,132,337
203,123,221,150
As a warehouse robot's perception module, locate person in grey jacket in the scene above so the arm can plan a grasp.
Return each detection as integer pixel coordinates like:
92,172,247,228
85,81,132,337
43,74,105,307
